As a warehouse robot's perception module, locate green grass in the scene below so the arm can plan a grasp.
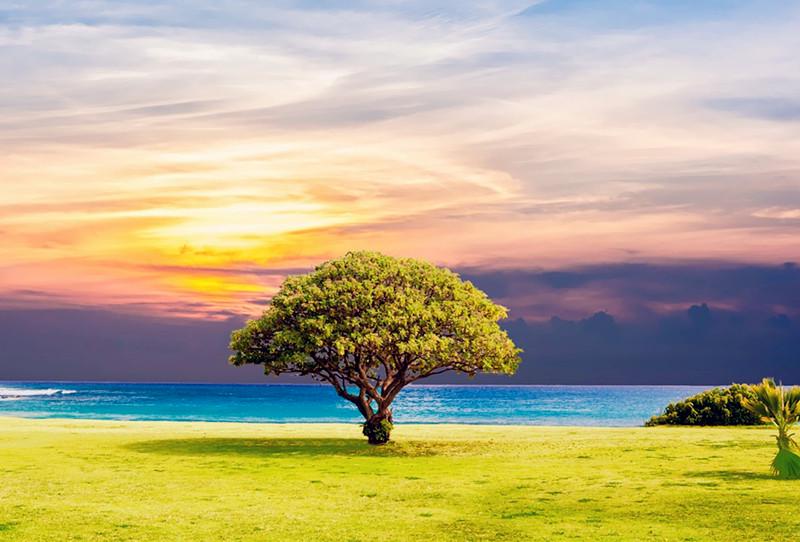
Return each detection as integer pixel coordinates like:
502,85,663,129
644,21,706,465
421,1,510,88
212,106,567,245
0,417,796,541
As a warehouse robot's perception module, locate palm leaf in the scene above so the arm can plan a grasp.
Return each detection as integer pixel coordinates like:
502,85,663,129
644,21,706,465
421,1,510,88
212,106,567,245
772,448,800,479
743,378,800,479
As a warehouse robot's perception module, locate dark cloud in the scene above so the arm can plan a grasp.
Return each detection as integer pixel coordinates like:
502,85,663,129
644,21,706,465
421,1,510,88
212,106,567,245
0,308,263,382
473,305,800,385
451,261,800,384
2,261,799,384
461,261,800,320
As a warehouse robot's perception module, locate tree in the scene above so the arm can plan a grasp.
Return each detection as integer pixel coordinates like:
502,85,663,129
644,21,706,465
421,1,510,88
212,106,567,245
229,251,522,444
743,378,800,479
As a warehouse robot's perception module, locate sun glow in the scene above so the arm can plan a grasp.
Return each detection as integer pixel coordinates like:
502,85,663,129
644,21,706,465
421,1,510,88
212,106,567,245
2,1,800,319
169,275,268,297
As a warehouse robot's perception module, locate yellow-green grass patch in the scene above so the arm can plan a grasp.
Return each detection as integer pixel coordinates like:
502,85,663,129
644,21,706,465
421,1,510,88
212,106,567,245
0,417,794,541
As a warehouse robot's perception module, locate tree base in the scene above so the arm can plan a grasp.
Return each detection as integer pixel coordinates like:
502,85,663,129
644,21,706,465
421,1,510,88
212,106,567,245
362,416,393,445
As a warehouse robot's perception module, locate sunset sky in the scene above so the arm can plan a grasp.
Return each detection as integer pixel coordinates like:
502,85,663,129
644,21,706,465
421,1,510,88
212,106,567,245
2,0,800,326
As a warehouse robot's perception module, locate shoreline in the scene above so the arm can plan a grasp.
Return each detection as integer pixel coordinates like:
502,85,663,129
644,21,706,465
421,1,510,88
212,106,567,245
0,415,769,432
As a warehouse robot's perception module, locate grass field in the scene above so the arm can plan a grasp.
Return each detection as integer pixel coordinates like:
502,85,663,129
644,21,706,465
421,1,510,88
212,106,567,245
0,417,795,541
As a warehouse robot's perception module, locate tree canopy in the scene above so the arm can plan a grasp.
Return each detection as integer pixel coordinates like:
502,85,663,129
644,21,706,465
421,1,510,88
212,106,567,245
229,251,521,443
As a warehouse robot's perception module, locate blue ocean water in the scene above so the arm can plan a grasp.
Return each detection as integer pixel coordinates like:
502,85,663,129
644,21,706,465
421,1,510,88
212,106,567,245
0,382,706,426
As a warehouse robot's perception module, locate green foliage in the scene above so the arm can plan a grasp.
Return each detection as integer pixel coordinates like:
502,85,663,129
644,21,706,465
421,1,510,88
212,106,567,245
770,448,800,480
742,378,800,479
230,251,521,442
646,384,762,426
362,417,393,445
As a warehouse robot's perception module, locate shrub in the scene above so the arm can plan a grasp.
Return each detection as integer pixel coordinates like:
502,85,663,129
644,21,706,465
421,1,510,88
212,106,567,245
646,384,763,426
362,418,394,445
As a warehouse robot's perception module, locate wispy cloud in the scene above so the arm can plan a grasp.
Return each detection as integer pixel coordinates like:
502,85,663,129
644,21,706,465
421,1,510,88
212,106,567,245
706,97,800,121
1,0,799,316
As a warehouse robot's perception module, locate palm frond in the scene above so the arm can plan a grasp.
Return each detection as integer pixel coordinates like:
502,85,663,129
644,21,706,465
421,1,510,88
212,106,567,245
772,448,800,479
784,387,800,425
743,378,781,425
744,377,800,479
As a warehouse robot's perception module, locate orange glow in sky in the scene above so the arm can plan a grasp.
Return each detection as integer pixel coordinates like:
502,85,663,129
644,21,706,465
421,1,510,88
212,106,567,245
2,2,799,319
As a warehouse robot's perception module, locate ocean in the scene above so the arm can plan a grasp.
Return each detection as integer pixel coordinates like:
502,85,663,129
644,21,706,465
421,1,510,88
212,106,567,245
0,382,707,426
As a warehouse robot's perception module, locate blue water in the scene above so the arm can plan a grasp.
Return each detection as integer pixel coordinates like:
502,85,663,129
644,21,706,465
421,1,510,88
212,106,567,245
0,382,707,426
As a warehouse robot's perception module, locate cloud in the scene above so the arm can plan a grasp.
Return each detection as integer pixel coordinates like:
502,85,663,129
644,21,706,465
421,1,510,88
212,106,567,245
0,307,259,382
3,287,799,384
707,97,800,122
484,304,800,385
462,261,800,321
2,0,800,315
752,207,800,220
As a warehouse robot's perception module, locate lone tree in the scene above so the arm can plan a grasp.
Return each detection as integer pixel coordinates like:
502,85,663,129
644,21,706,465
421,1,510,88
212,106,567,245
229,251,521,444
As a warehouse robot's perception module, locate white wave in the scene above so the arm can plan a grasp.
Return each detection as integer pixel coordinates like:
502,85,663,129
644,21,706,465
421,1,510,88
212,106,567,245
0,387,77,398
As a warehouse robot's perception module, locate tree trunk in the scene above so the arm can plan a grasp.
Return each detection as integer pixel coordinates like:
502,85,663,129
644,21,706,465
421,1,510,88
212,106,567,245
362,410,393,445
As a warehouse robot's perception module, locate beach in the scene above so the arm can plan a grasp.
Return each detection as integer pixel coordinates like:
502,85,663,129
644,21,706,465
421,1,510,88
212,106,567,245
0,417,789,541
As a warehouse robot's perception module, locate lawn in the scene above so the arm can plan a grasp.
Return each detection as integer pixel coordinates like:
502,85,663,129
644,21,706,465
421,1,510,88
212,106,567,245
0,417,795,541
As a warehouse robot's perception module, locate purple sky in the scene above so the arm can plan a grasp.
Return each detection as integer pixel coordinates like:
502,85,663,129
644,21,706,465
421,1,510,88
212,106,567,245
1,1,799,383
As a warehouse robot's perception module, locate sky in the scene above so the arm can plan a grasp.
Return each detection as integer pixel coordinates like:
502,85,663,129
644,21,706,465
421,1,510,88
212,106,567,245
1,1,799,382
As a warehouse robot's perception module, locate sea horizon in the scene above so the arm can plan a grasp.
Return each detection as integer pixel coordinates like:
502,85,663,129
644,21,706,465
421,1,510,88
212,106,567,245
1,379,725,387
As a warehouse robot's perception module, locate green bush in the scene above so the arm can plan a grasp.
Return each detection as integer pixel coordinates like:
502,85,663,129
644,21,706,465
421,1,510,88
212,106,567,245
362,418,393,445
646,384,764,426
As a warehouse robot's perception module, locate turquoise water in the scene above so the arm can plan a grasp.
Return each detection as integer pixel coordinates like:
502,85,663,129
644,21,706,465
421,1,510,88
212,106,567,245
0,382,706,426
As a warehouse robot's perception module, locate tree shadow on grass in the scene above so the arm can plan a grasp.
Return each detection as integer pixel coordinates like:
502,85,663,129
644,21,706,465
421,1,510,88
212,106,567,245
684,469,775,481
126,438,455,458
